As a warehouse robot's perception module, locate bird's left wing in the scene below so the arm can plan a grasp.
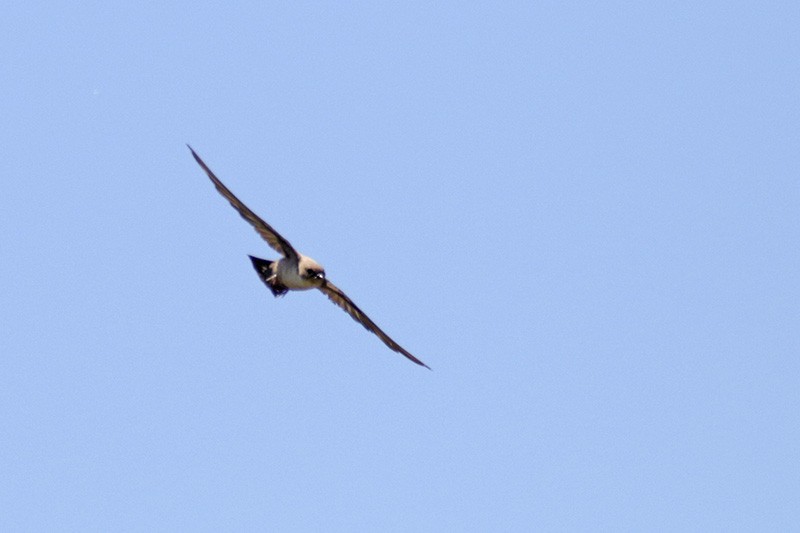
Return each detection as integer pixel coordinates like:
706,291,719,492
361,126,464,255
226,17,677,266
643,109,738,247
188,145,299,261
319,280,430,369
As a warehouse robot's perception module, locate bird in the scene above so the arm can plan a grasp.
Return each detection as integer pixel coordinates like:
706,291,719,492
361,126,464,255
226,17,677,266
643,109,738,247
188,145,430,369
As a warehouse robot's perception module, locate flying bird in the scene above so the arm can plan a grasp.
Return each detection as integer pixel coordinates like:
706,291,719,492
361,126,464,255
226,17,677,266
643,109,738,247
188,146,430,369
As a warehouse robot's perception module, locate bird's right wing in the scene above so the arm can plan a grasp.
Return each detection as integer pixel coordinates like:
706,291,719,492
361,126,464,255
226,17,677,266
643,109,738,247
319,280,430,369
188,145,298,261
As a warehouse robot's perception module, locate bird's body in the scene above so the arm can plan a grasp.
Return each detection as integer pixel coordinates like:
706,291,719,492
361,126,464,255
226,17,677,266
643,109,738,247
250,254,324,295
276,256,318,290
188,145,430,369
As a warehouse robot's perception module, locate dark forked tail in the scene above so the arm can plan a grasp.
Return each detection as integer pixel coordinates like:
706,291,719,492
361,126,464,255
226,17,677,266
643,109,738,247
248,256,288,297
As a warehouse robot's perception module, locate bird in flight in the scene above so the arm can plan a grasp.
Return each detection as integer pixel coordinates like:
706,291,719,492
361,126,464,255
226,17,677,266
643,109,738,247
188,146,430,369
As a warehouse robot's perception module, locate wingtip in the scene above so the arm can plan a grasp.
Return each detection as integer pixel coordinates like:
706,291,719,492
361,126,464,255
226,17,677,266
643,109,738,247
187,145,210,170
413,357,432,370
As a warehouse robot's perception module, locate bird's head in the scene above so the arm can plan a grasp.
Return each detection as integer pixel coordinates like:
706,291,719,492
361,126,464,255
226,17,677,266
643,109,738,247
300,257,326,285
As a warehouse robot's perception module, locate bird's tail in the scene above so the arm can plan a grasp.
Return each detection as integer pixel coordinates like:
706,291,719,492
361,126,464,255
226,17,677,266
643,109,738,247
248,256,287,297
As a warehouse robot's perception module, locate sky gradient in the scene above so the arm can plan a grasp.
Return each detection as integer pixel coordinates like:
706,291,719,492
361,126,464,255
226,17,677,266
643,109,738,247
2,2,799,531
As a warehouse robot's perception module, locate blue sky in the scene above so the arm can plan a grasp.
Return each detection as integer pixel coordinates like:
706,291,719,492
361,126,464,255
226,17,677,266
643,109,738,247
2,2,798,530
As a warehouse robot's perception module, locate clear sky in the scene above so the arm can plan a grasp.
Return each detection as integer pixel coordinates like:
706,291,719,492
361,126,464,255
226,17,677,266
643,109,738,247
2,2,798,531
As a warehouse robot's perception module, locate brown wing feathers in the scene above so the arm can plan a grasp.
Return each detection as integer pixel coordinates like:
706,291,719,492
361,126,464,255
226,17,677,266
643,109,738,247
188,145,298,261
320,281,430,369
